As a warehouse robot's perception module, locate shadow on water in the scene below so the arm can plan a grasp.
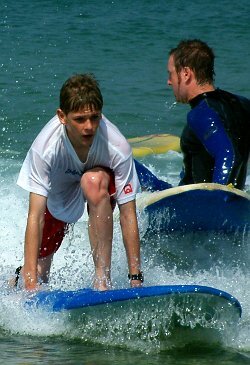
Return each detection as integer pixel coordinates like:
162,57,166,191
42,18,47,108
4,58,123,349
166,344,250,365
0,332,249,365
142,229,250,274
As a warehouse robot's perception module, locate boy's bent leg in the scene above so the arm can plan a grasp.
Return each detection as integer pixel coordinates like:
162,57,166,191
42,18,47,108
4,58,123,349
37,208,68,284
81,167,114,291
37,254,54,284
13,209,68,288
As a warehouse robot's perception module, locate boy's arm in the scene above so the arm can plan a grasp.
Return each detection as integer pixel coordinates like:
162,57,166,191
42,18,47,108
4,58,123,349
119,200,142,287
23,192,47,290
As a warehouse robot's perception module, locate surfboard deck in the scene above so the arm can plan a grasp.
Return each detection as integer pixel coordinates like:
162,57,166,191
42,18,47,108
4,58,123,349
23,285,241,346
25,284,241,316
136,183,250,233
128,134,180,157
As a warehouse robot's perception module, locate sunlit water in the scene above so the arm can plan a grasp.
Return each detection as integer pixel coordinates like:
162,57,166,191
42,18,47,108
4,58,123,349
0,152,249,364
1,0,250,363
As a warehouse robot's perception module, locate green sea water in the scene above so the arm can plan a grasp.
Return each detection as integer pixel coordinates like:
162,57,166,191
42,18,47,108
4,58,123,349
0,0,249,363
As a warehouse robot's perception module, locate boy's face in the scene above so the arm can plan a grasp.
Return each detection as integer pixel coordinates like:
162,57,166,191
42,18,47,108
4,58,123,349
57,107,102,150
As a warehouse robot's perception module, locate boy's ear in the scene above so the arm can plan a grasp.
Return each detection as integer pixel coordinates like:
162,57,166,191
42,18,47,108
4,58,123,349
57,109,67,125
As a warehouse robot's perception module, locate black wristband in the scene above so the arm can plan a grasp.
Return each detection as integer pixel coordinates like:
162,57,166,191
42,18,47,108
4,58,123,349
14,266,23,287
128,271,144,283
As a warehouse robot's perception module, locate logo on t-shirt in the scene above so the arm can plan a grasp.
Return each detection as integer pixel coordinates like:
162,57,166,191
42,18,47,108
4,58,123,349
65,168,82,177
123,183,133,194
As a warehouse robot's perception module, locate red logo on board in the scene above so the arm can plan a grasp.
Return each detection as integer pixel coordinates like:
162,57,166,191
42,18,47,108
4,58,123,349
123,183,133,194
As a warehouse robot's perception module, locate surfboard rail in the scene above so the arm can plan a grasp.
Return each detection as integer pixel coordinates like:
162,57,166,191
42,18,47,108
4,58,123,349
136,183,250,233
136,183,250,209
25,284,242,317
23,284,242,348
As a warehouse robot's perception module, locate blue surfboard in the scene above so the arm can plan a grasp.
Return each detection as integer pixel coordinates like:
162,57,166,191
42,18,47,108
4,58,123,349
136,183,250,233
26,284,241,316
24,285,241,346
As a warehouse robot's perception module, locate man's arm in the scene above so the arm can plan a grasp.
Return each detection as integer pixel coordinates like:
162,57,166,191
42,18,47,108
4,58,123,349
188,104,235,185
119,200,142,287
23,192,47,290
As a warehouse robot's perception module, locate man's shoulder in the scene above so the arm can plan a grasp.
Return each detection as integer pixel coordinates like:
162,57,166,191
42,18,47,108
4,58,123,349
202,89,250,111
209,89,250,121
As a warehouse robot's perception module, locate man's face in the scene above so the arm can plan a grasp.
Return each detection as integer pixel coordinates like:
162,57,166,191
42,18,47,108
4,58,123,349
167,55,188,103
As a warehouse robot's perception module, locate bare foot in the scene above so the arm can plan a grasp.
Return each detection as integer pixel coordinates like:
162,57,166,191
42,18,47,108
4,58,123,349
93,276,112,291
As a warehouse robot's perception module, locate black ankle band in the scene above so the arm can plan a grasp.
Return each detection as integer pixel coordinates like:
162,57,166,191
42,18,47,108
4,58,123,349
128,271,144,282
14,266,22,287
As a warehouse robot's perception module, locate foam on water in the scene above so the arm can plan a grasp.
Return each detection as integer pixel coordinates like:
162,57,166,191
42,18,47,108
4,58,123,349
0,154,249,353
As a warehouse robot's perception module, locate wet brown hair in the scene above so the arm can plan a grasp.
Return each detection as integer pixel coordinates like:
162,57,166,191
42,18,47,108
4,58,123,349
169,39,215,85
59,73,103,114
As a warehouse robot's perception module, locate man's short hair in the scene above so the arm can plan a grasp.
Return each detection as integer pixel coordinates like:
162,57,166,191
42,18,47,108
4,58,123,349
169,39,215,85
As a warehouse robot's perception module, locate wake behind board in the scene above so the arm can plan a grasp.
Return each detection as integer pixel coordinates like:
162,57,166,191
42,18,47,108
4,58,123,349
128,134,180,157
25,285,241,346
137,183,250,233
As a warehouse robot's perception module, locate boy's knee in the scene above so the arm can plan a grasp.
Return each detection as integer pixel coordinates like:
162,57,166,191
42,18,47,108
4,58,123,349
81,170,110,205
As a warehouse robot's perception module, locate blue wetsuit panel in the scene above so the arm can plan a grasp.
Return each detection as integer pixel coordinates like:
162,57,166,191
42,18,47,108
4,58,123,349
187,100,235,185
180,89,250,189
134,159,172,192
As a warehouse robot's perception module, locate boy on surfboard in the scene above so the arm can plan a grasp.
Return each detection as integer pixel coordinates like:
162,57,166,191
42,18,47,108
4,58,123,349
15,74,143,291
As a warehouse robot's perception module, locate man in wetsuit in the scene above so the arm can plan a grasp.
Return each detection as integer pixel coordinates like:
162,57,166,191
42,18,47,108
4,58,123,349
168,39,250,190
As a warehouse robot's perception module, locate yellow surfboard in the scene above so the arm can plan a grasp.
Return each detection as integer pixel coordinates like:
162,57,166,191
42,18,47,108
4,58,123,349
128,134,180,157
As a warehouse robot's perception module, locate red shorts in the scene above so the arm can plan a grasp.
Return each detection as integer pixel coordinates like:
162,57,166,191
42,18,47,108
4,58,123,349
39,208,68,258
39,169,116,258
106,168,116,210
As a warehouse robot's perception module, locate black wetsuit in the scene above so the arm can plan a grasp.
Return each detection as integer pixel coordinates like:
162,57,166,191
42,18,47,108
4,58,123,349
180,89,250,189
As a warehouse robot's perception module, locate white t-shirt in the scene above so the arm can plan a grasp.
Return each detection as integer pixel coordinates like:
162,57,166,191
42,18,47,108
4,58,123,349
17,114,140,223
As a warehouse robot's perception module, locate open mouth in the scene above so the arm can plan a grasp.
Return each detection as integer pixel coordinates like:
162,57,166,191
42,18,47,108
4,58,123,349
82,134,93,140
